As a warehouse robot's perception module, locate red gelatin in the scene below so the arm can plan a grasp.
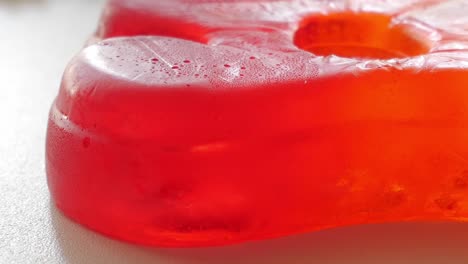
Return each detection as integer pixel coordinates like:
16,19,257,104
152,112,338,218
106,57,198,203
47,0,468,247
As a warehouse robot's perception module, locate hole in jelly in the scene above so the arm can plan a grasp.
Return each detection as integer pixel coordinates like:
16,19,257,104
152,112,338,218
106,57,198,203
294,13,431,59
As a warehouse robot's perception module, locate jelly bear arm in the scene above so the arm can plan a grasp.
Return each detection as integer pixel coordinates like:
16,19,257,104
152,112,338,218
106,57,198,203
95,0,461,42
95,0,343,41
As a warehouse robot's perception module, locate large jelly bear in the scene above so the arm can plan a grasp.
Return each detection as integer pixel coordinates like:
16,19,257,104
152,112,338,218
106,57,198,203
47,0,468,247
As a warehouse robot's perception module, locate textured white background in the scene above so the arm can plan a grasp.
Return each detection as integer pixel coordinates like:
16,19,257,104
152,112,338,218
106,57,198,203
2,1,468,263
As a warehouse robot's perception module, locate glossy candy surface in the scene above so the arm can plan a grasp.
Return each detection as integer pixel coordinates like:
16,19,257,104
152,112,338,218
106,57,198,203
47,0,468,247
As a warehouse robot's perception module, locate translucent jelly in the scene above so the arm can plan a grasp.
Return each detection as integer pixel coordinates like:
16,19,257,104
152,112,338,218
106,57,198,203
47,0,468,247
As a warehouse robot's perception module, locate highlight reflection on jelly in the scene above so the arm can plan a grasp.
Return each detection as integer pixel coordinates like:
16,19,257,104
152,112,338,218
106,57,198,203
46,0,468,247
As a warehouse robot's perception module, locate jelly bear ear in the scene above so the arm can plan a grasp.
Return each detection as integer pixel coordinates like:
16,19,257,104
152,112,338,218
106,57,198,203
55,33,468,143
56,36,322,141
94,0,346,42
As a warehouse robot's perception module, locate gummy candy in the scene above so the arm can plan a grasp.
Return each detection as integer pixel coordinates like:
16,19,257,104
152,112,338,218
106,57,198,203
47,0,468,247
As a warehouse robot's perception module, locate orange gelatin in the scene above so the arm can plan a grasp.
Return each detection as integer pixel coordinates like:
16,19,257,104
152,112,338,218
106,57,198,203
47,0,468,247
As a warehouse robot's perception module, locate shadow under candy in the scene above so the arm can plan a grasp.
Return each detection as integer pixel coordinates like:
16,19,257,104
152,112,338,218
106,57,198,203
50,202,468,264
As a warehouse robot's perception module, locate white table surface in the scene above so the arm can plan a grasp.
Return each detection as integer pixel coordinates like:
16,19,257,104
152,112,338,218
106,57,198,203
2,1,468,263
